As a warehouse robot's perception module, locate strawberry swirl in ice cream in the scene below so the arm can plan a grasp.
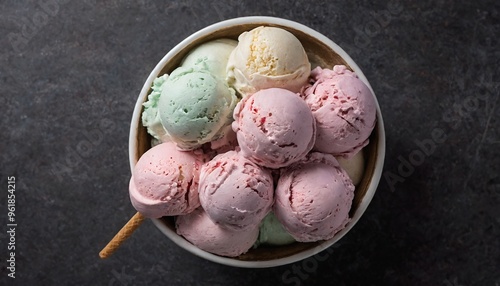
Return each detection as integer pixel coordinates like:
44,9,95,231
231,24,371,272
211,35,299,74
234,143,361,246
198,150,274,231
302,65,376,158
232,88,316,169
176,207,259,257
274,152,355,242
129,142,205,218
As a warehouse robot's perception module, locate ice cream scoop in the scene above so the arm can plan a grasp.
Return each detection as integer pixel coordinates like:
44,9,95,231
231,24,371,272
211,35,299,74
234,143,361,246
232,88,316,169
302,65,376,158
181,38,237,79
336,150,365,185
158,66,238,150
209,124,239,154
129,142,203,218
227,26,310,96
141,74,170,143
274,152,355,242
176,207,259,257
255,211,296,246
198,150,274,230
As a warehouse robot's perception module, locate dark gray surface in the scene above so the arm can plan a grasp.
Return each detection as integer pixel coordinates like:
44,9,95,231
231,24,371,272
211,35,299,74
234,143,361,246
0,0,499,285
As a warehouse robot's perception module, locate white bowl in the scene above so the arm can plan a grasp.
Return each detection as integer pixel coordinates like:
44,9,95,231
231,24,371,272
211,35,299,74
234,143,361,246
129,16,386,268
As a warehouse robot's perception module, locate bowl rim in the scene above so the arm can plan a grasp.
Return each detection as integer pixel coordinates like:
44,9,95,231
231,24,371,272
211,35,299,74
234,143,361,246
129,16,386,268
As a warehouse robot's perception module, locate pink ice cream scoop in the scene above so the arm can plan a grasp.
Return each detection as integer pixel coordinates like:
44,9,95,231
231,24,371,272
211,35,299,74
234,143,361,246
302,65,376,158
232,88,316,169
273,152,354,242
209,125,239,155
129,142,203,218
176,207,259,257
198,150,274,230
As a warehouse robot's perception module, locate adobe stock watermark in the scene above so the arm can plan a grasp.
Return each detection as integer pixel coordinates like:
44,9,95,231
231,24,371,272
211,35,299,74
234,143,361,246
339,0,404,53
384,82,499,192
281,244,341,285
7,0,71,53
108,266,135,286
49,74,131,183
443,276,465,286
48,99,130,183
50,117,119,182
82,0,156,11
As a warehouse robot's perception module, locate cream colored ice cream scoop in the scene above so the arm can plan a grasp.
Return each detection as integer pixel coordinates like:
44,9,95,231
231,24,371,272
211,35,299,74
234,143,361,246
227,26,310,96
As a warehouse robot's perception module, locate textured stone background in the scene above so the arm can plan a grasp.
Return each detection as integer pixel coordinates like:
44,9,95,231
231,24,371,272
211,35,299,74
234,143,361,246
0,0,499,285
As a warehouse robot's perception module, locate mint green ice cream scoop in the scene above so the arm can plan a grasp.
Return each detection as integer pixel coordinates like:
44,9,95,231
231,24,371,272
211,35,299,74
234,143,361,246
180,38,237,80
158,67,238,150
142,74,169,143
256,212,296,246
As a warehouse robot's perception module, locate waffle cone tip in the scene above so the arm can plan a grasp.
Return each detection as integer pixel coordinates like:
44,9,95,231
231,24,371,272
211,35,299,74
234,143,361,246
99,212,146,259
